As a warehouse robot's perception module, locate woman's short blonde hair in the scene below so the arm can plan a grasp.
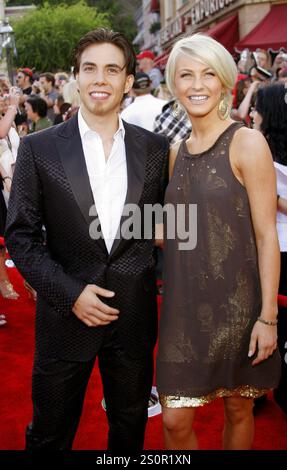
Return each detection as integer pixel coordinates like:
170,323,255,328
166,33,237,102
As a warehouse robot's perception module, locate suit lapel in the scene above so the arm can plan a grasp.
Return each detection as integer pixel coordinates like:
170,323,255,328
110,122,147,258
55,114,107,255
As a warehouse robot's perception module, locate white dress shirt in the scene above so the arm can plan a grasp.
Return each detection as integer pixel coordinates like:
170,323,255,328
78,109,127,253
121,94,167,131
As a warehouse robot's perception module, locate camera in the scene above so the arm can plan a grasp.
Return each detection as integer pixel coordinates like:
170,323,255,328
251,52,272,80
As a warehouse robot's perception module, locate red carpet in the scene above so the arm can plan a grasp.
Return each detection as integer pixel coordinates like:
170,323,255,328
1,263,287,450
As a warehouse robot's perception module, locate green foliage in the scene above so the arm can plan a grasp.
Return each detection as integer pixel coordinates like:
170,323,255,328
8,0,139,45
12,1,110,72
87,0,138,43
7,1,78,5
7,1,34,5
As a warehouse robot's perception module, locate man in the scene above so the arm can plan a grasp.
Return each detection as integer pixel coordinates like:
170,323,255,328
153,99,192,145
39,72,59,121
121,72,167,131
15,67,34,129
5,28,168,451
136,50,163,91
16,68,33,96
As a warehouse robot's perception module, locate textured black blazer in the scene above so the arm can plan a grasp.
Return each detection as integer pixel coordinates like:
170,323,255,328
5,114,169,360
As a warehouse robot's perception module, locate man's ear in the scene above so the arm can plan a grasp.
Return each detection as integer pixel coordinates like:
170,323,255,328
124,74,134,94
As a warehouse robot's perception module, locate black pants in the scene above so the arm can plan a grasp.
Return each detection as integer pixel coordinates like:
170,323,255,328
275,252,287,399
25,330,153,451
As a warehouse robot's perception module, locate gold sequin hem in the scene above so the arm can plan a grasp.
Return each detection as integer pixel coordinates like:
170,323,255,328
160,385,270,408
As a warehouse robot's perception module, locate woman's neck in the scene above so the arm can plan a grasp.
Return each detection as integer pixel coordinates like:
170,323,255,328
186,108,233,151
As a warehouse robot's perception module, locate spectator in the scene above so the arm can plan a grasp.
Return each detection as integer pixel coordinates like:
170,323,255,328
136,50,163,90
154,80,172,101
55,72,69,94
121,72,167,131
39,73,58,121
53,94,70,125
25,96,52,132
153,99,191,145
254,49,271,70
278,67,287,84
16,68,33,97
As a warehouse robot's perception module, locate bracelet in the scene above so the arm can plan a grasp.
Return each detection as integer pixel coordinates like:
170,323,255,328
2,176,12,181
257,316,278,326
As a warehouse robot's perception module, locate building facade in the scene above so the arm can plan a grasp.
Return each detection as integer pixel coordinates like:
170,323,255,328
159,0,286,53
134,0,162,54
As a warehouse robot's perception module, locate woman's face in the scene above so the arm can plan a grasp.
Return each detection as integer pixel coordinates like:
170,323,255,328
250,107,263,130
173,55,224,118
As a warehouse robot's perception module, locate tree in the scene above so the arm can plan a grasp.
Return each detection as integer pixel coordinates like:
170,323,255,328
12,1,110,72
7,1,78,5
87,1,140,43
7,0,140,43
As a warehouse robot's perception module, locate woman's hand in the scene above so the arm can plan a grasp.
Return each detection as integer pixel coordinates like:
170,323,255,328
248,320,277,366
8,87,21,109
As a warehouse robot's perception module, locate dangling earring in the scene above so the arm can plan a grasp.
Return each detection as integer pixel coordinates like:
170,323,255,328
172,101,181,118
218,94,230,120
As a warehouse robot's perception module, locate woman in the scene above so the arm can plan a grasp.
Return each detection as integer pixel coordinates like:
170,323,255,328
0,88,20,300
156,34,281,450
251,84,287,414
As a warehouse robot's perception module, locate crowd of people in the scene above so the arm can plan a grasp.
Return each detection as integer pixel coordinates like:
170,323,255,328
0,27,287,451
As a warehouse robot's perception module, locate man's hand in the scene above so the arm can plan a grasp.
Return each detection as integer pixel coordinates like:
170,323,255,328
72,284,119,327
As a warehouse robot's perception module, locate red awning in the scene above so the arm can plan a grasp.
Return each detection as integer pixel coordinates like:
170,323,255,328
235,4,287,51
150,0,160,13
154,50,170,70
205,15,239,53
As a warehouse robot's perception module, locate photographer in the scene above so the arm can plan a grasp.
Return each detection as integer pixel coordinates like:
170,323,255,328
232,57,272,124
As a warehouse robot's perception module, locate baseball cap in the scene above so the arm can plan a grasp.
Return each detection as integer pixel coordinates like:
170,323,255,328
136,50,155,61
133,72,152,90
19,68,33,78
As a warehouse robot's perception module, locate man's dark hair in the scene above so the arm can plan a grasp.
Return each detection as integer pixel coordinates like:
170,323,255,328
72,28,136,77
27,96,48,118
40,72,55,87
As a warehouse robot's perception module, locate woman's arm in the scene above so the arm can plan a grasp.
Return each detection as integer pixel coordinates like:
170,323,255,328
0,105,17,139
231,81,260,121
231,128,280,366
0,89,20,139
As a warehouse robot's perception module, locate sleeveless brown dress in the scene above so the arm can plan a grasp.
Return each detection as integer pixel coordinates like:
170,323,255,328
156,122,281,407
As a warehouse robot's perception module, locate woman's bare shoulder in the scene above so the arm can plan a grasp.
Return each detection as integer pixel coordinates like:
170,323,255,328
233,126,268,152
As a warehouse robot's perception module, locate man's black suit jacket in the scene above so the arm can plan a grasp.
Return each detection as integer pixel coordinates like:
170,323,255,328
5,114,169,361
